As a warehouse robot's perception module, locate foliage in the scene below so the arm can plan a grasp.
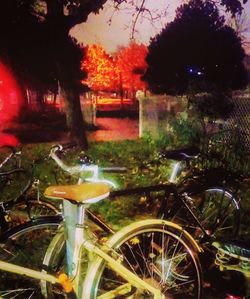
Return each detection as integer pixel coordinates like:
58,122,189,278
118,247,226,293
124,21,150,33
142,110,203,148
188,91,234,120
112,0,248,17
220,0,248,15
169,112,203,144
143,0,248,95
81,42,147,98
115,42,148,97
81,45,119,92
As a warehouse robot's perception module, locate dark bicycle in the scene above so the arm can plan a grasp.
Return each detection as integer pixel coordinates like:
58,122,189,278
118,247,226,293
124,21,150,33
0,145,60,232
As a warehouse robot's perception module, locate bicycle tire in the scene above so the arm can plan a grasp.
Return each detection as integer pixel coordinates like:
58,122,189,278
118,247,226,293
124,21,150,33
84,219,202,299
165,186,240,240
0,215,62,298
41,230,66,298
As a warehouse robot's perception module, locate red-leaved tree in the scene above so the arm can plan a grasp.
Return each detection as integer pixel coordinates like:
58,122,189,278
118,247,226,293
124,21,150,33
81,45,119,92
115,42,148,100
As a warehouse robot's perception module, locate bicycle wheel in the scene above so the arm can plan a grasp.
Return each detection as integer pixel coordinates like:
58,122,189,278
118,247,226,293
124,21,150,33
84,219,202,299
0,215,62,298
162,186,240,240
186,187,240,239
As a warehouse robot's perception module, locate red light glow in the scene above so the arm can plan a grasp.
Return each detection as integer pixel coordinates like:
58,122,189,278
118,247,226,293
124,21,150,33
226,294,243,299
0,62,22,146
0,132,19,147
0,62,22,129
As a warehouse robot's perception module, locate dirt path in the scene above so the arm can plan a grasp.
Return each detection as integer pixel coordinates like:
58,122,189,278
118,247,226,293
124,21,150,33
3,117,139,144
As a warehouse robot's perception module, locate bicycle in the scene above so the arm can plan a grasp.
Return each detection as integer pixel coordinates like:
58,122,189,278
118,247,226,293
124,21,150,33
156,145,242,239
0,146,203,298
0,145,60,232
0,146,62,297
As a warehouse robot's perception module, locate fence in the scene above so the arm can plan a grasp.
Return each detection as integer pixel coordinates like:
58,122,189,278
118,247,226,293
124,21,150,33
80,94,96,126
139,91,250,176
139,91,250,150
226,93,250,152
138,94,186,138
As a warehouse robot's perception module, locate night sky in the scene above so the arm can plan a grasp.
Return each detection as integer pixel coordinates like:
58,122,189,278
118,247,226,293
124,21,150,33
71,0,250,54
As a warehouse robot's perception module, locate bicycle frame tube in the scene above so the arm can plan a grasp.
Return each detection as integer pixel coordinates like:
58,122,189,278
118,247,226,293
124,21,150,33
0,259,60,285
70,205,86,297
169,161,183,183
158,188,208,237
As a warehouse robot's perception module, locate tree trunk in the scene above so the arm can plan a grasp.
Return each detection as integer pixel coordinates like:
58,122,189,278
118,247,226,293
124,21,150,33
62,87,88,149
37,90,45,111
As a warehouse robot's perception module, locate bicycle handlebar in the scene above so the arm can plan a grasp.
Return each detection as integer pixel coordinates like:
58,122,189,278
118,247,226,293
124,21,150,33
50,144,127,178
0,146,22,169
99,167,127,173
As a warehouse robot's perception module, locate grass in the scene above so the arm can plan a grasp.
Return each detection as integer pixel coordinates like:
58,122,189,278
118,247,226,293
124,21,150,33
18,139,173,228
1,136,249,235
1,138,249,230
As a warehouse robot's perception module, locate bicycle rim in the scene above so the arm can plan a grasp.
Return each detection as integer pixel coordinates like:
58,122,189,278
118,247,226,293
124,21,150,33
84,220,202,299
0,216,61,298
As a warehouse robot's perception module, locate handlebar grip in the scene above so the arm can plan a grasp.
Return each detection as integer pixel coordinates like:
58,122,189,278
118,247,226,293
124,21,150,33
100,167,127,173
61,143,77,150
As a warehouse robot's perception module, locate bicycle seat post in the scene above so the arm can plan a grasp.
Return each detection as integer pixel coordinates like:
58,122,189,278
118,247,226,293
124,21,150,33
169,161,183,183
63,201,78,275
63,200,87,297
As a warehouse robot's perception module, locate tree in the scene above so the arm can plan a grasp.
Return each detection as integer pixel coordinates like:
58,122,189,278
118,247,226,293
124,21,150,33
82,45,119,92
143,0,248,96
0,1,107,149
81,43,147,101
115,42,148,100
